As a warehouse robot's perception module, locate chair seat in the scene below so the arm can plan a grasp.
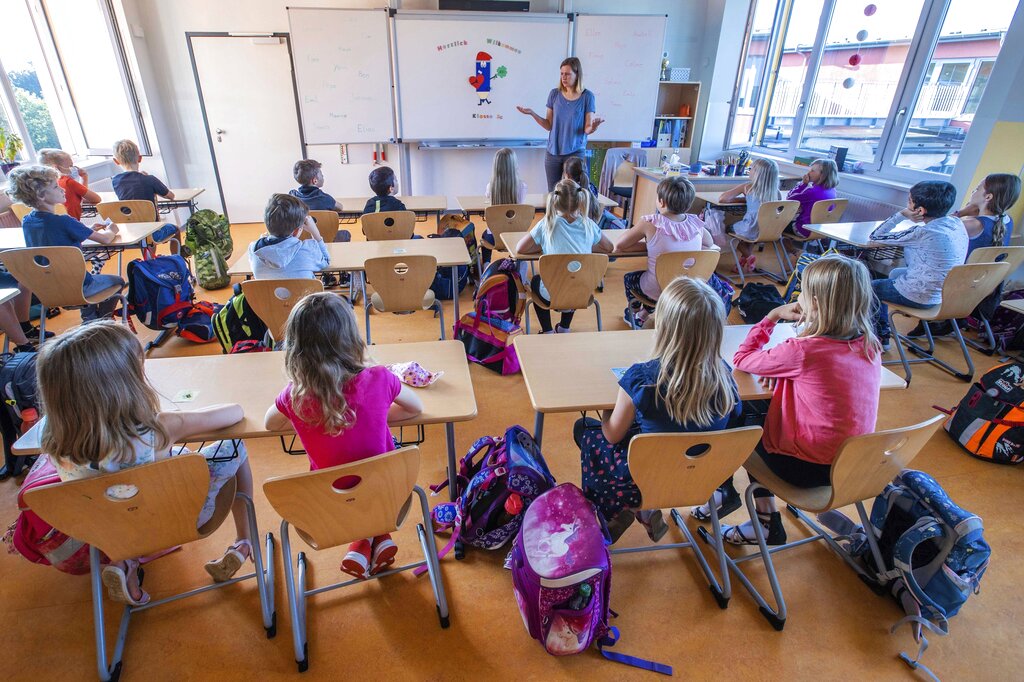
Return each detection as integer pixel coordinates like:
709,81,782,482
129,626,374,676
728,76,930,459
531,292,594,312
730,232,781,245
887,301,943,321
83,285,124,306
743,452,833,513
370,290,435,313
611,186,633,199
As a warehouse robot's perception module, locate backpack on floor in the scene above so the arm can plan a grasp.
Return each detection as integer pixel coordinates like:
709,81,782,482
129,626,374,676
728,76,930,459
420,425,555,568
438,211,480,281
213,291,268,354
126,255,195,331
454,257,527,375
942,360,1024,464
2,455,92,575
428,228,470,300
185,209,233,290
175,300,220,344
708,273,735,315
967,289,1024,352
733,283,785,324
0,351,40,479
510,483,672,674
782,248,839,302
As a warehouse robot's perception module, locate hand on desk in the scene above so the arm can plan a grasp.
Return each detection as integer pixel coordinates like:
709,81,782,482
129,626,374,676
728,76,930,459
758,375,778,391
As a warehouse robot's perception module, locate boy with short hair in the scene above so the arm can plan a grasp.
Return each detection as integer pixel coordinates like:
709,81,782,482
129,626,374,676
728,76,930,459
289,159,344,212
868,180,968,350
111,138,183,254
37,148,100,220
248,193,329,281
362,166,407,214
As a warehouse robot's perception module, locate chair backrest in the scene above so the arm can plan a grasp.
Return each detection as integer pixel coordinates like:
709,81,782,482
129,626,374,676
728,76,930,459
10,203,66,220
755,200,800,242
484,204,535,245
0,246,90,307
628,427,763,509
23,455,235,562
263,446,420,551
827,415,946,509
361,211,416,241
966,244,1024,274
302,210,341,243
96,200,156,224
537,253,609,310
808,198,849,225
364,255,437,311
612,159,637,189
655,250,720,287
934,262,1011,319
240,278,324,342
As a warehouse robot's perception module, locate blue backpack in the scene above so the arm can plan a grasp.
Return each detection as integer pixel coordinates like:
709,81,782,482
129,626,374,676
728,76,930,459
126,255,195,330
428,228,470,300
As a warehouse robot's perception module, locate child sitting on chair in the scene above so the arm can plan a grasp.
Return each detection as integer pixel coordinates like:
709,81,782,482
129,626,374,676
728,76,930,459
362,166,406,214
288,158,351,244
37,148,100,220
112,139,183,254
248,194,329,281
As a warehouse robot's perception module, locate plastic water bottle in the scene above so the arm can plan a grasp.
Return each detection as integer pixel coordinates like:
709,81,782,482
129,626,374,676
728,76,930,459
568,582,592,610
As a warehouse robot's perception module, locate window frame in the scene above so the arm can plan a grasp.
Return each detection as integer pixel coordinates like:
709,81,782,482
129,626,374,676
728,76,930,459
727,0,1008,183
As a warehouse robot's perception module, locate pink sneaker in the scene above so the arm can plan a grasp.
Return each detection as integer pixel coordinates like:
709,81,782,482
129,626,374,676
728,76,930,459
340,539,372,579
370,534,398,575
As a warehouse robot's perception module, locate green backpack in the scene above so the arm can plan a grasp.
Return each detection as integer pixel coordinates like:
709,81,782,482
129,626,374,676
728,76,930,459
185,209,234,290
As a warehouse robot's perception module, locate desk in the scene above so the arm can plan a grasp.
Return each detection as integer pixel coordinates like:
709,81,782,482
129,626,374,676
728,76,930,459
1000,298,1024,315
0,287,19,305
0,222,167,273
456,192,616,216
514,325,906,444
13,340,477,496
228,238,471,321
499,229,646,261
805,221,885,249
336,195,447,224
694,191,746,208
89,188,205,216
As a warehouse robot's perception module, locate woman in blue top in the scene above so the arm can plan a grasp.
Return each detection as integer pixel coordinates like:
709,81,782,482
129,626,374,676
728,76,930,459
517,57,605,191
954,173,1020,256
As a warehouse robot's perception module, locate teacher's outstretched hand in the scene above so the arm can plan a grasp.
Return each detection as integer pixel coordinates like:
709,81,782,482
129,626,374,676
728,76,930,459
518,57,602,191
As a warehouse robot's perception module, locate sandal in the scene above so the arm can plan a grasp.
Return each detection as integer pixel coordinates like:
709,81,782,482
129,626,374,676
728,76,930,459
205,539,252,583
691,487,742,522
722,512,787,546
102,559,150,606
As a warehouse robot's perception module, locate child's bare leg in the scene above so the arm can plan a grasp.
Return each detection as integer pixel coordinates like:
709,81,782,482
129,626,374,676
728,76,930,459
230,460,255,558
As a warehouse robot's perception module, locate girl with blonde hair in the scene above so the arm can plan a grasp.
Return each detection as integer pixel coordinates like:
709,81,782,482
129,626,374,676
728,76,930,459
575,276,741,542
265,292,423,579
693,255,881,545
718,157,782,271
481,148,528,265
39,322,255,605
514,178,613,333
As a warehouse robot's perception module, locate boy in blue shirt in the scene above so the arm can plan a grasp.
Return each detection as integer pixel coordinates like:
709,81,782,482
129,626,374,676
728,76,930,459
112,138,183,255
8,165,124,323
289,159,345,213
362,166,407,214
249,194,329,281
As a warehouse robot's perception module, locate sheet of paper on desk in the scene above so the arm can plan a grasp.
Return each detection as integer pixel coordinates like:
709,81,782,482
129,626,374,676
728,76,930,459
173,389,199,402
610,367,628,380
723,323,795,368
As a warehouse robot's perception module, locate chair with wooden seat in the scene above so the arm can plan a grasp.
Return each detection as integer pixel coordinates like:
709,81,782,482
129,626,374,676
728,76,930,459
610,159,637,218
962,245,1024,353
302,210,342,243
240,278,323,345
701,415,946,631
363,255,444,345
96,200,156,224
483,203,534,274
10,202,67,220
784,198,849,254
887,262,1010,384
614,426,763,609
627,250,721,328
729,199,800,286
524,253,609,334
0,246,128,338
262,445,450,673
24,455,276,681
361,211,416,241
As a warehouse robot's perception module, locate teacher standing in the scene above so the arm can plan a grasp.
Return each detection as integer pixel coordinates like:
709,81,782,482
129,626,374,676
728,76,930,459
517,57,605,191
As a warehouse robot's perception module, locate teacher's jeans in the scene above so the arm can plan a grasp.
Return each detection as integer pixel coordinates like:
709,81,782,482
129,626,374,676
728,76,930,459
544,150,587,192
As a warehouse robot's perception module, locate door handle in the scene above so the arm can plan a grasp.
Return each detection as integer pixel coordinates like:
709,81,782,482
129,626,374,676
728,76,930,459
215,128,225,142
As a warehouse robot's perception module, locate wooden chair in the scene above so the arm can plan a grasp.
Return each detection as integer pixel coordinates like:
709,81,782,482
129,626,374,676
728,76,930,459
785,198,848,254
240,278,323,345
0,246,128,338
610,159,637,217
483,203,534,273
627,250,721,328
886,262,1010,384
24,455,276,681
704,415,946,631
10,202,66,221
96,200,156,223
302,210,342,243
262,446,449,672
361,211,416,241
729,199,800,286
963,245,1024,353
524,253,609,334
363,255,444,345
615,426,763,609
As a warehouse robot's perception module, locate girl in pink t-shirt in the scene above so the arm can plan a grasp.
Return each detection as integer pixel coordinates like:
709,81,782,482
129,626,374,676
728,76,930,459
691,255,881,545
265,292,423,578
615,176,718,328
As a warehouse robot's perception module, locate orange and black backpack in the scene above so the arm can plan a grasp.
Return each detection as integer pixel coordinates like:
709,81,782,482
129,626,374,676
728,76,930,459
944,360,1024,464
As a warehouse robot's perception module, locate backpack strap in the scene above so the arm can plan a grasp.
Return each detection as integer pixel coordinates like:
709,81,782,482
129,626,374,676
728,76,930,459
597,627,673,676
892,518,953,630
414,503,463,577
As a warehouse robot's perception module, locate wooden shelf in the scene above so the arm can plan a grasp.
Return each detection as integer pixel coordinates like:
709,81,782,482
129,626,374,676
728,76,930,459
654,116,693,120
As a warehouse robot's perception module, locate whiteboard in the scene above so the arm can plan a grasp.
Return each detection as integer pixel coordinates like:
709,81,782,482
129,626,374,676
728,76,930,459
394,12,570,141
573,14,666,142
288,7,395,144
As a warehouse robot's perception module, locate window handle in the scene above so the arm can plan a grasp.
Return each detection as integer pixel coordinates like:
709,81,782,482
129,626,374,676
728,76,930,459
896,108,908,116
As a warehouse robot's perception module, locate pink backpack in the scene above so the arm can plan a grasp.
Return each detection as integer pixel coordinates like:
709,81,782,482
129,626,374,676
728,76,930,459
454,258,526,375
510,483,672,674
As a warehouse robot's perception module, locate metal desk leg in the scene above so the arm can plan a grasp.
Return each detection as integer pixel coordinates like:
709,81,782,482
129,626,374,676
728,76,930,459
451,265,460,324
533,411,544,446
445,421,465,560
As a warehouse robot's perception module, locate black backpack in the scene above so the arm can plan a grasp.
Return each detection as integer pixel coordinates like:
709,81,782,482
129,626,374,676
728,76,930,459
0,352,40,479
212,290,268,354
733,283,785,324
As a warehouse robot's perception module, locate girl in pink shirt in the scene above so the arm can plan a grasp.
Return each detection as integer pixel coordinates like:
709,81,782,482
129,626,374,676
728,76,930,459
265,292,423,578
692,255,881,545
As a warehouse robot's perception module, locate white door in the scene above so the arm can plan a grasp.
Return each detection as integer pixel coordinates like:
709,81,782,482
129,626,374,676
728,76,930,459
190,35,302,223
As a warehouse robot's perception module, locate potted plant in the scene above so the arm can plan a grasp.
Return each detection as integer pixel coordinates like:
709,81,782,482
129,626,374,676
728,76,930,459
0,125,25,175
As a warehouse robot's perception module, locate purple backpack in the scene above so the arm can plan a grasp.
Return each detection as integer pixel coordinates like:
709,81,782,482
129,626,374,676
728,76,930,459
510,483,672,674
454,258,527,375
421,426,555,567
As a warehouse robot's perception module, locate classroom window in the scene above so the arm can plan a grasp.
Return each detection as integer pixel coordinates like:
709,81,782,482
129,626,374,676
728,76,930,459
728,1,778,147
